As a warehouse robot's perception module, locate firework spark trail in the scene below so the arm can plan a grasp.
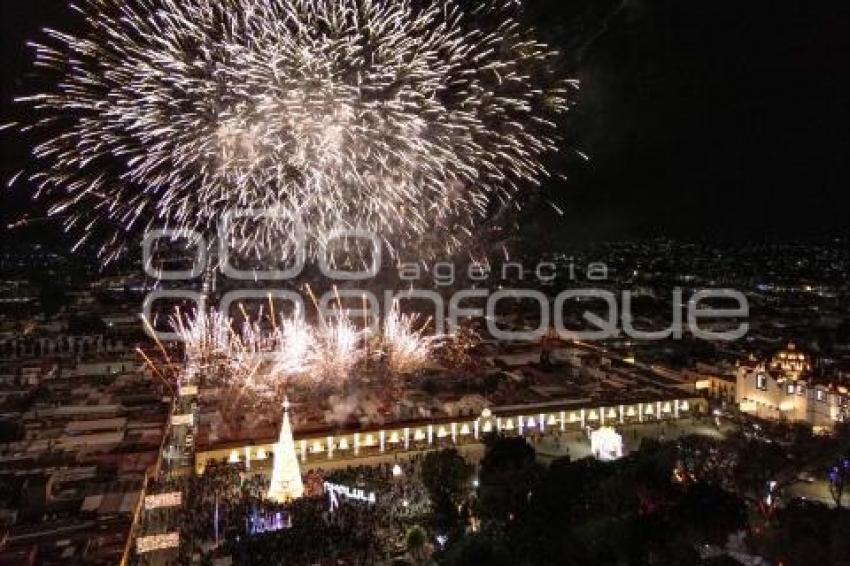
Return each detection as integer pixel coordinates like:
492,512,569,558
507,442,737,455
166,301,440,397
382,301,436,375
170,308,234,366
311,304,365,383
271,315,317,377
14,0,574,263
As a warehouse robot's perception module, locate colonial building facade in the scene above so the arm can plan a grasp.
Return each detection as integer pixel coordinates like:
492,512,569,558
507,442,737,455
194,395,706,474
736,343,849,429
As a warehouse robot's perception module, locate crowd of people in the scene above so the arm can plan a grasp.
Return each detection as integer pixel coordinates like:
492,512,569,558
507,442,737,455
141,456,437,564
323,457,432,533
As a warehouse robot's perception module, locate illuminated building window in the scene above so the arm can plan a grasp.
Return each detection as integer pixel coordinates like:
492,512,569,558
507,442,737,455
816,389,826,403
756,373,767,391
787,383,795,395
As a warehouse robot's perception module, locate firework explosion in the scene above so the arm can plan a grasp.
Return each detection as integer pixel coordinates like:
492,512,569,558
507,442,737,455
166,302,437,398
170,308,233,367
311,308,365,383
14,0,574,262
270,316,317,378
382,302,437,375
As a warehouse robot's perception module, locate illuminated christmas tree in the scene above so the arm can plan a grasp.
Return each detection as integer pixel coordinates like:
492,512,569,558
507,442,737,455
267,397,304,502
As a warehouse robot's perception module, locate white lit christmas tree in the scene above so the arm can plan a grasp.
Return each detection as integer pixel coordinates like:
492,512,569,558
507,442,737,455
267,397,304,502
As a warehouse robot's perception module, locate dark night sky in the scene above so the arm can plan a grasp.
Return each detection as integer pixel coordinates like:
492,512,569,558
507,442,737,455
1,0,849,249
